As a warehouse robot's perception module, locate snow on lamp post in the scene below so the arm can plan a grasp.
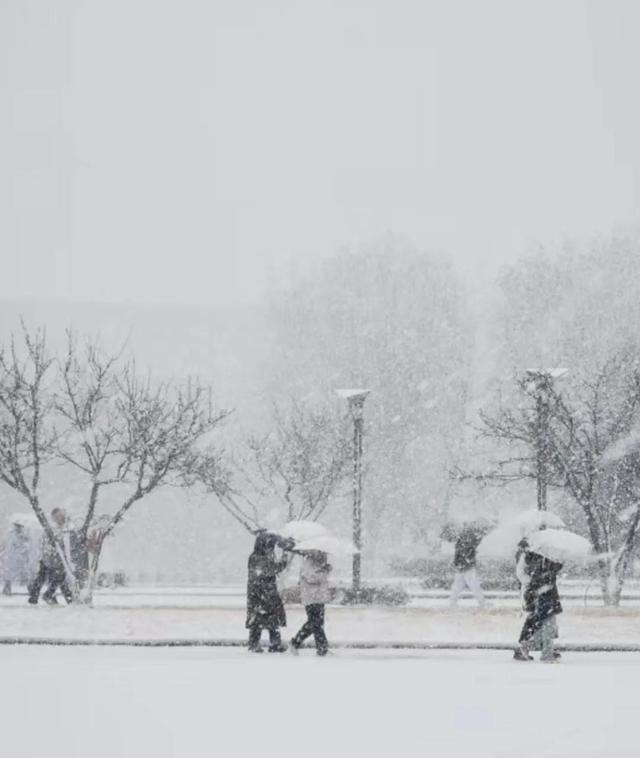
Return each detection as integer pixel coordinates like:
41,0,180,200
336,388,371,592
524,368,568,511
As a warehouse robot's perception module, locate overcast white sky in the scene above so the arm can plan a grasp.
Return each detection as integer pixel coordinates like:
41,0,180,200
1,0,639,306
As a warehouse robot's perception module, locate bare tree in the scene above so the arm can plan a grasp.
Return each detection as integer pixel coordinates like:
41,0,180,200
477,353,640,605
0,325,231,602
0,326,69,576
236,399,352,524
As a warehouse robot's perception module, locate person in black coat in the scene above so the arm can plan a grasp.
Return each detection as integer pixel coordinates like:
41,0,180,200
514,548,563,662
449,525,486,607
246,531,292,653
28,508,89,605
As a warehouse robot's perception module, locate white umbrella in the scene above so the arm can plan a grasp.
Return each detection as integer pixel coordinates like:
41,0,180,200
276,520,330,542
478,510,566,559
441,520,490,543
526,529,592,563
477,524,523,559
509,509,565,536
294,534,358,556
8,512,40,529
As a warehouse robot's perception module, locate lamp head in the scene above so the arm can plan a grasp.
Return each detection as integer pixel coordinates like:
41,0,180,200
336,388,371,420
336,388,371,402
524,368,569,380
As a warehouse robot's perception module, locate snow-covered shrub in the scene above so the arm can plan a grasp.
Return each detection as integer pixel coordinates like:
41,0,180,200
281,584,409,605
337,585,409,606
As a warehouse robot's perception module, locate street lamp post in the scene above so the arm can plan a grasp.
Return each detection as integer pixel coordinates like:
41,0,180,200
337,388,371,592
524,368,568,511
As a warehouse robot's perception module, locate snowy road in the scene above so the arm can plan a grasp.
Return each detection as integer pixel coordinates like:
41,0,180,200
0,646,636,758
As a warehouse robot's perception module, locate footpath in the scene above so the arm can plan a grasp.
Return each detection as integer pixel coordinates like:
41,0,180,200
1,587,639,651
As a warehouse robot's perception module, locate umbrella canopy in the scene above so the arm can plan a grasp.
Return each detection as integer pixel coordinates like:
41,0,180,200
526,529,592,563
8,512,40,529
276,520,330,542
510,509,565,536
294,534,358,556
477,524,523,560
477,509,566,559
441,519,492,543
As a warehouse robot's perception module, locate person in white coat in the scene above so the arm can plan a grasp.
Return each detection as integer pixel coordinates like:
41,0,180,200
1,517,37,595
290,551,331,656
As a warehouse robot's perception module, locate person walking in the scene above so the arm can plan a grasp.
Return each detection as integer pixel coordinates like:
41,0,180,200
245,531,291,653
290,550,331,656
449,524,486,608
514,545,563,662
1,516,36,595
28,508,80,605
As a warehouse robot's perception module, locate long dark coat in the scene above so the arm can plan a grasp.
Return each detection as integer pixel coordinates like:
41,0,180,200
453,528,483,570
519,551,563,643
42,529,88,577
245,535,288,630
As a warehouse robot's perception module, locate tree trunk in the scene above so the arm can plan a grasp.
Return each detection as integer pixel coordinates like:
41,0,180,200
597,555,624,607
66,534,104,606
80,538,105,606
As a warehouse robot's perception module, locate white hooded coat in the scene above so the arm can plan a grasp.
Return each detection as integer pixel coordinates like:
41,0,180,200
299,555,332,606
1,526,36,584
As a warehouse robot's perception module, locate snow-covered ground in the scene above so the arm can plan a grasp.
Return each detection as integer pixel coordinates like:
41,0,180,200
2,591,640,647
0,645,637,757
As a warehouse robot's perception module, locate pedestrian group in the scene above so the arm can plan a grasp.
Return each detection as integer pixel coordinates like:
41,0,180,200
1,511,563,662
245,531,332,656
0,508,87,605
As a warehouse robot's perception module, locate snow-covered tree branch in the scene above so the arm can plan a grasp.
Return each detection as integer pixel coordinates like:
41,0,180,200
479,354,640,604
0,325,231,602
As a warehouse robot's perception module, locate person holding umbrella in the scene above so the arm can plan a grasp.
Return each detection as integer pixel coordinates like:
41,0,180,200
449,524,486,608
246,531,293,653
290,550,332,657
514,541,563,663
1,515,37,595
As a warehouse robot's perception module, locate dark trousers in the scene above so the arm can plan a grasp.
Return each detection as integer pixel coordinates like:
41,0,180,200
28,562,72,604
248,624,282,650
519,613,542,644
293,604,328,652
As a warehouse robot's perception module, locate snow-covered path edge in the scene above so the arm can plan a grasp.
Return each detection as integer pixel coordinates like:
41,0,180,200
2,636,640,652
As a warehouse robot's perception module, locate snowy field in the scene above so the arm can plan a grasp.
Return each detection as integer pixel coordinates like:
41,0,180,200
0,645,638,758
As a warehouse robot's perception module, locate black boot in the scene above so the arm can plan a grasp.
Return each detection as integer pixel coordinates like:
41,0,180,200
43,593,59,605
248,626,263,652
268,629,287,652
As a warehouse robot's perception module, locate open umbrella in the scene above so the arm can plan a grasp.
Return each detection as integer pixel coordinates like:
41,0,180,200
477,524,523,559
526,529,592,563
478,509,566,560
294,534,358,556
441,519,492,543
510,509,565,536
8,512,40,529
276,520,329,542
